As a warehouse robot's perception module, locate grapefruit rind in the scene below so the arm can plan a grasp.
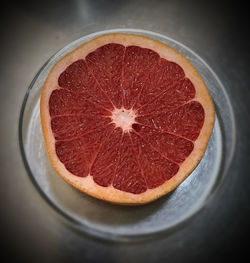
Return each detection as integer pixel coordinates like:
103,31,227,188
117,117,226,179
40,33,215,205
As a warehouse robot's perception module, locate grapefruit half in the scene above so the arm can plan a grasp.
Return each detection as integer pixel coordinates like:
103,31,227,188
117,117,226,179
40,33,215,205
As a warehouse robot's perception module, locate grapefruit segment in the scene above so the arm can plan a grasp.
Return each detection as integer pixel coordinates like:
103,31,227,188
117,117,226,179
55,137,90,177
137,77,195,116
51,99,111,141
122,46,160,109
91,128,123,187
55,124,114,178
48,89,85,117
40,33,215,205
133,125,194,163
85,43,125,109
58,59,113,110
113,133,147,194
137,101,205,141
135,58,185,108
130,131,179,189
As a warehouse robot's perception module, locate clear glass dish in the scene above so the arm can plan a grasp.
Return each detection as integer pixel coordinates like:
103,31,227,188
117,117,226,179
19,28,236,241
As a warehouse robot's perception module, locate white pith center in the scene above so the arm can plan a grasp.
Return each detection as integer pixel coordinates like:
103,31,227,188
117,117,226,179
111,107,136,132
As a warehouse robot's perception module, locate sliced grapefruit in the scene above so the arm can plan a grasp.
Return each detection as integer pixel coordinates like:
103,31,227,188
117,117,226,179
40,33,215,205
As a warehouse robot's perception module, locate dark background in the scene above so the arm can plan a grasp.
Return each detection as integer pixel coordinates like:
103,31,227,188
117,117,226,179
0,0,249,262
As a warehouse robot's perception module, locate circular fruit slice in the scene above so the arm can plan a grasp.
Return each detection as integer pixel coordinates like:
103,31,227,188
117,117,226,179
40,33,215,205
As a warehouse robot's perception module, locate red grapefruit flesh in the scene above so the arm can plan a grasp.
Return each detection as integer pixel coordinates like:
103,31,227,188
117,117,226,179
40,33,215,205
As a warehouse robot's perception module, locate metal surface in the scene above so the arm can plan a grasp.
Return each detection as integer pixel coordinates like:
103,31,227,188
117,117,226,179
1,0,249,262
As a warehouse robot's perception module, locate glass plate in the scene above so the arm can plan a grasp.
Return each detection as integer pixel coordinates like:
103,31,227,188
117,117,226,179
19,28,236,241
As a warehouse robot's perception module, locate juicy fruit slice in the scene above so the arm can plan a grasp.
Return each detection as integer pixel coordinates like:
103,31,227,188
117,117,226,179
40,33,215,205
